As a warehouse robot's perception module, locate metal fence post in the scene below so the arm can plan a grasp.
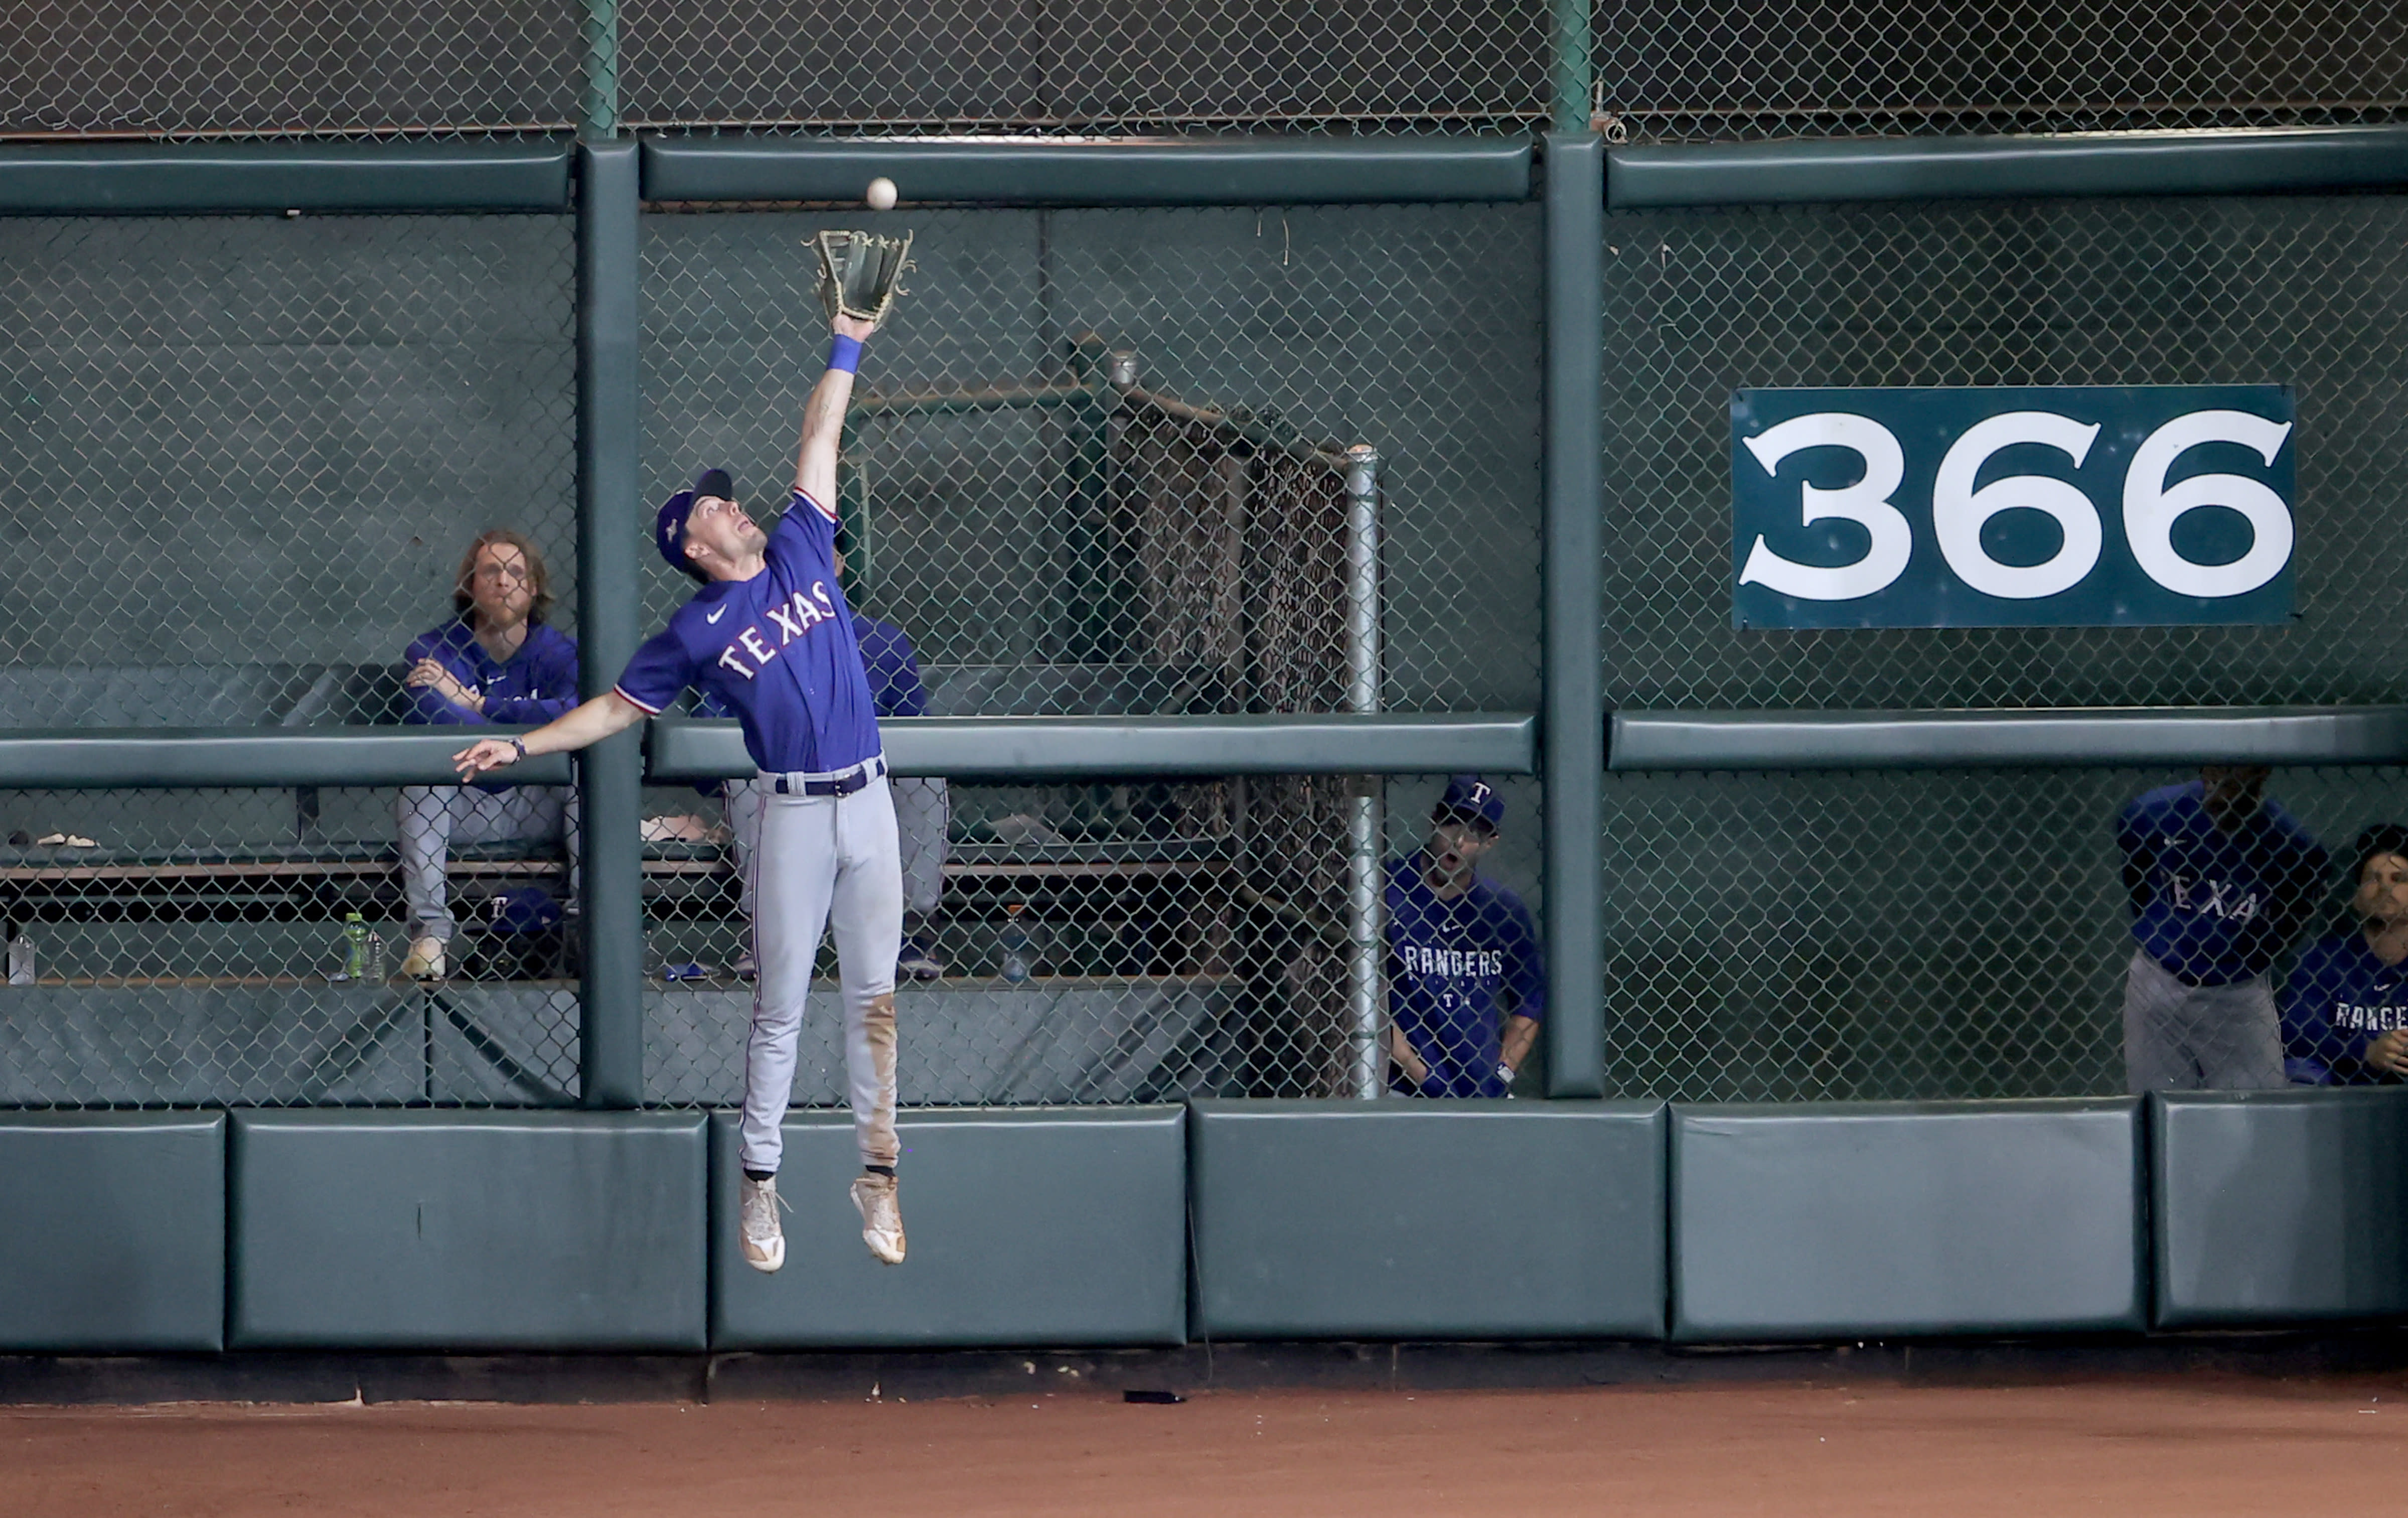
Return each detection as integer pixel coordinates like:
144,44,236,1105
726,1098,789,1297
1543,0,1606,1096
580,0,619,143
576,140,643,1107
1343,445,1386,1098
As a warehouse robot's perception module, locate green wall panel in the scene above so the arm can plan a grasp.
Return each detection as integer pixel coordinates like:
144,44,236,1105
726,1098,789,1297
2155,1089,2408,1327
1671,1100,2144,1341
1188,1100,1666,1340
0,1111,224,1352
230,1111,706,1350
710,1108,1185,1348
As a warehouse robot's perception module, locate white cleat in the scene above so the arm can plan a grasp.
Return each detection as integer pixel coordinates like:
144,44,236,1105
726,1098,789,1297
401,935,445,982
851,1173,906,1265
739,1175,786,1273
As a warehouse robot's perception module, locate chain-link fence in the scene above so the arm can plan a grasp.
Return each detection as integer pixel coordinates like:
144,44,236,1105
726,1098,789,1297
621,0,1552,136
1604,765,2405,1102
639,772,1544,1105
1602,195,2408,711
1595,0,2408,142
0,212,582,1108
641,206,1543,713
0,1,581,139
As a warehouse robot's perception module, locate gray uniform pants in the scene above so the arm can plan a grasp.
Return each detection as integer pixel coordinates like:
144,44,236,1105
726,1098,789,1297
727,773,946,920
738,767,904,1175
396,783,578,942
2122,948,2286,1093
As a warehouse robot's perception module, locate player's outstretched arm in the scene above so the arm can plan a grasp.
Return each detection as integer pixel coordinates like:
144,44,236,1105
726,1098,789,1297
792,313,878,509
453,691,647,780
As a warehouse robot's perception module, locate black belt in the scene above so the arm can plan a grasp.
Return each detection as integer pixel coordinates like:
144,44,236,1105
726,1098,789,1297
773,756,886,797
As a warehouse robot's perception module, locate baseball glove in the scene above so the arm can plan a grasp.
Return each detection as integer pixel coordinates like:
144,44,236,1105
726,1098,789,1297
812,229,913,326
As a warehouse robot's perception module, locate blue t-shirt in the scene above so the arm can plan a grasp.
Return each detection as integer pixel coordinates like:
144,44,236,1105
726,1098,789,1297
1384,854,1545,1098
855,613,930,720
613,490,882,775
402,618,581,792
2117,781,2327,986
2281,932,2408,1085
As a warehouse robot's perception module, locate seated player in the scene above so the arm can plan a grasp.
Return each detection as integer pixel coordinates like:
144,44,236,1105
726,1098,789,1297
2282,825,2408,1085
1383,775,1544,1096
2117,766,2328,1091
395,529,580,980
721,531,948,980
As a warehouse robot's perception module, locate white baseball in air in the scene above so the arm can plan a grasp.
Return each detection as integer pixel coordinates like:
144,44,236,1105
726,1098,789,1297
865,177,897,211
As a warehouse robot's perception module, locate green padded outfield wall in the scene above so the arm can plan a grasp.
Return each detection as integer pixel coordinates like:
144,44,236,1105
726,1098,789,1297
230,1110,706,1350
2154,1088,2408,1327
1671,1100,2145,1341
1187,1100,1667,1340
0,1111,224,1352
710,1108,1186,1348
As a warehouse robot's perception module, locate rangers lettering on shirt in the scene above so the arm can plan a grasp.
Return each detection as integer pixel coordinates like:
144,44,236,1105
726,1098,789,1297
714,581,842,680
2334,1002,2408,1031
1399,944,1505,979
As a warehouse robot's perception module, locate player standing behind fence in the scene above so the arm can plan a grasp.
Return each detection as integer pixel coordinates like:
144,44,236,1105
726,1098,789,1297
1383,776,1545,1097
2117,766,2328,1092
452,299,907,1272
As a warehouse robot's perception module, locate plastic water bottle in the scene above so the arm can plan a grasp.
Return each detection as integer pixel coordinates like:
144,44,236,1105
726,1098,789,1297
1000,903,1031,984
337,911,368,982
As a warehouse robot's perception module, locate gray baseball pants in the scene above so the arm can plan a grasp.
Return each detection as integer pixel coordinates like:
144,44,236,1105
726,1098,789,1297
727,773,946,920
397,783,579,942
2121,948,2286,1093
737,764,904,1176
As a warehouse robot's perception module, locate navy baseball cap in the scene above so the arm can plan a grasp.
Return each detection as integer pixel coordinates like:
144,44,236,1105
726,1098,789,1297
1435,774,1504,831
655,467,735,572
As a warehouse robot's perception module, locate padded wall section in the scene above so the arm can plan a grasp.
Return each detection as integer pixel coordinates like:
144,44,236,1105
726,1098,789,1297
1672,1100,2144,1341
2155,1088,2408,1327
711,1107,1185,1348
1188,1100,1666,1340
231,1110,706,1350
0,1110,224,1351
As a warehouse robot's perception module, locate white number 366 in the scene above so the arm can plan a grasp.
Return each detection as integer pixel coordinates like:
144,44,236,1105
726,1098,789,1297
1739,409,2294,602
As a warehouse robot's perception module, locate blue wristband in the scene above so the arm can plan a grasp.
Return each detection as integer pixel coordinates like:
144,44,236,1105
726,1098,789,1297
828,334,863,374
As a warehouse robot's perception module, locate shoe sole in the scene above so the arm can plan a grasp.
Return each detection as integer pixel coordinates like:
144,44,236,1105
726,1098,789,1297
851,1184,907,1265
742,1235,785,1273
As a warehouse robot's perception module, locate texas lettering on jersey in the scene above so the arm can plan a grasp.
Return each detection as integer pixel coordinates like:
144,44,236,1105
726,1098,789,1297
2157,867,2264,924
714,580,841,680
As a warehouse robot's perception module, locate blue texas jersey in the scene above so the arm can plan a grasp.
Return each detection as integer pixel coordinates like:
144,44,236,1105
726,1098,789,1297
2281,932,2408,1085
2117,781,2327,986
613,490,882,775
402,617,580,791
1385,855,1545,1098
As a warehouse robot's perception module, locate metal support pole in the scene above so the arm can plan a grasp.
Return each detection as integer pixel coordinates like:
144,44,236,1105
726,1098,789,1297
576,141,643,1108
579,0,619,144
1554,0,1592,132
1543,133,1606,1098
1343,444,1385,1099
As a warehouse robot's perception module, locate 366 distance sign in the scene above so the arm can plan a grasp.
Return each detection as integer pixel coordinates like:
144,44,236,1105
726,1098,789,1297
1730,386,2297,629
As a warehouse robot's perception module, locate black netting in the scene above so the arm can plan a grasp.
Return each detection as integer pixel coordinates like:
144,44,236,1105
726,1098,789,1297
1601,195,2408,710
1595,0,2408,142
0,1,581,139
621,0,1550,135
0,213,580,723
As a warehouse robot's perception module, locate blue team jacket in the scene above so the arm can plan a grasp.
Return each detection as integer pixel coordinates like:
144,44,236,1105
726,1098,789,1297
1384,854,1546,1098
2281,931,2408,1085
2116,781,2328,986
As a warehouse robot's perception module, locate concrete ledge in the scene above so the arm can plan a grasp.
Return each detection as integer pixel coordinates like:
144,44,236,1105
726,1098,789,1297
0,1111,224,1352
229,1110,707,1351
710,1108,1185,1348
641,136,1533,205
1188,1100,1667,1340
1672,1100,2145,1341
0,727,572,788
2154,1088,2408,1327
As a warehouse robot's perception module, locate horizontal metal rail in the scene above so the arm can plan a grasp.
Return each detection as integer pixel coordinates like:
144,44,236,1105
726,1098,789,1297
1607,124,2408,209
0,140,574,214
1609,707,2408,771
0,728,572,788
648,713,1538,781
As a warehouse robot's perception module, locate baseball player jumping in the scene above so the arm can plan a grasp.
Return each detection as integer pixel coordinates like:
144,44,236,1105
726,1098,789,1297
453,243,912,1271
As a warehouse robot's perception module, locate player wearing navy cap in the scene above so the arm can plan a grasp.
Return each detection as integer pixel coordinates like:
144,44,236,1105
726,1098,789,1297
2116,766,2328,1092
452,307,907,1271
1383,775,1545,1097
2282,824,2408,1085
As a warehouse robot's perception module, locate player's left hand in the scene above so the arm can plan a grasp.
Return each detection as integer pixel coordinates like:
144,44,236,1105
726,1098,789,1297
453,738,521,781
2368,1028,2408,1076
409,659,484,712
833,312,878,342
